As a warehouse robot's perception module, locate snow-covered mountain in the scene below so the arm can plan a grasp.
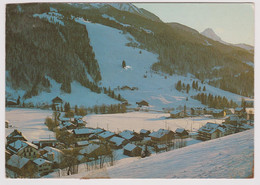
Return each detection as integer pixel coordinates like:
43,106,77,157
201,28,227,44
201,28,254,52
70,3,161,22
6,3,254,110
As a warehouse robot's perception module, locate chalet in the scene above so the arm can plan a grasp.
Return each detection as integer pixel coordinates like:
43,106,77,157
198,122,226,141
6,154,37,178
60,117,71,123
72,128,95,141
235,107,245,117
119,130,141,142
76,140,90,147
98,131,115,141
74,116,86,126
109,136,128,149
139,129,151,138
141,137,152,145
170,110,185,118
88,134,98,140
136,100,149,107
245,108,254,121
191,107,204,115
225,115,240,125
7,140,38,160
155,144,168,152
123,143,142,157
42,146,64,164
175,128,189,137
149,129,174,142
92,128,105,135
59,121,77,130
6,98,18,106
6,129,27,144
5,120,9,128
79,144,106,159
32,139,58,149
52,96,63,111
33,158,52,175
5,150,12,161
211,109,226,118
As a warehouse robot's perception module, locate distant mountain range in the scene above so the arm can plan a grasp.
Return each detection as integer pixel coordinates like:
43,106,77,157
201,28,254,52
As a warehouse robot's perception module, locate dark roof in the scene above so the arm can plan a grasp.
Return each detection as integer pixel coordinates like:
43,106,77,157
136,100,149,106
52,96,63,103
7,129,27,141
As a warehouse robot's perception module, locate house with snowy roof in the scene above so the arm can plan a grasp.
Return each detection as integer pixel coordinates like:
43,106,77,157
119,130,141,142
79,143,106,159
211,109,226,118
52,96,63,111
76,140,90,147
225,115,240,125
170,110,185,118
42,146,64,164
175,128,189,137
155,144,168,152
72,128,95,141
139,129,151,138
6,154,37,178
109,136,128,149
191,107,205,115
59,121,76,130
6,140,38,160
198,122,226,140
123,143,142,157
32,139,58,149
33,158,52,175
149,129,174,142
98,131,115,141
6,129,27,144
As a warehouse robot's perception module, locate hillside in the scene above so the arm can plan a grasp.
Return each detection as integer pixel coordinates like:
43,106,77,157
5,3,254,109
71,129,253,178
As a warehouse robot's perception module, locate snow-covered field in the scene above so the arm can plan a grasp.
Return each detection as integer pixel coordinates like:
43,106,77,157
5,108,55,142
72,129,254,178
84,112,224,133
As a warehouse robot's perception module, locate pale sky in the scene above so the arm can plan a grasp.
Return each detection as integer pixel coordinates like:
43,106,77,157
134,3,254,46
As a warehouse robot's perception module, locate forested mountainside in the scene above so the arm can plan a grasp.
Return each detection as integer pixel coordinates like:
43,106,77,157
6,3,254,104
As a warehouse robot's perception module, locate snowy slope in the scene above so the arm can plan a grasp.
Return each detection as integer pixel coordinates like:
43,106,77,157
80,129,254,178
23,77,120,107
78,19,251,110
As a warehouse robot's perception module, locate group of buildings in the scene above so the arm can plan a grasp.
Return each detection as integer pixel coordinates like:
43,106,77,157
5,102,254,178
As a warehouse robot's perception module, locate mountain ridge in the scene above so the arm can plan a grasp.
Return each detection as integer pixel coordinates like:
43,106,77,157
201,28,254,51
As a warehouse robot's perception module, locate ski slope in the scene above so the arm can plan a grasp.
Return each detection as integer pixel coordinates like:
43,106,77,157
82,20,251,110
80,129,254,178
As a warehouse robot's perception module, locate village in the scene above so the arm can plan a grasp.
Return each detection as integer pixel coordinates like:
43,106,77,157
5,96,254,178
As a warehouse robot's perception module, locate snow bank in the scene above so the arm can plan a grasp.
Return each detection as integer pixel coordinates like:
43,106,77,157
83,129,254,178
